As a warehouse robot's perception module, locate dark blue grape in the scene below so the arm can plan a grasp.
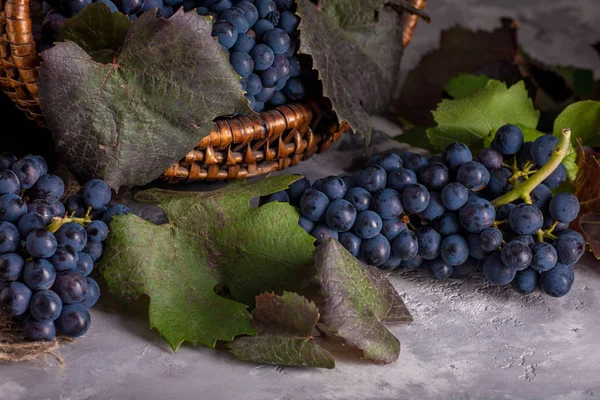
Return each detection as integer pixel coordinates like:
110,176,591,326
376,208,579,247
440,182,468,211
418,162,448,191
379,255,402,271
450,257,478,279
278,10,298,34
416,226,441,260
65,194,86,218
288,55,301,77
373,153,402,173
380,218,406,242
255,0,277,21
531,184,552,210
261,190,289,204
0,193,27,223
259,66,279,87
399,152,415,165
212,0,232,13
353,210,382,239
102,204,131,224
491,124,523,155
26,229,58,258
212,20,238,48
344,187,372,213
270,91,287,106
467,233,488,260
442,142,472,173
540,262,574,298
549,193,580,223
230,52,255,78
341,176,355,191
86,220,109,243
282,78,305,100
116,0,144,14
417,191,445,221
404,153,429,173
52,271,88,304
501,240,532,271
400,255,423,270
338,232,361,258
0,153,17,169
353,166,387,194
509,204,543,235
50,245,79,272
285,176,310,206
459,198,495,234
456,161,490,191
27,199,57,225
23,317,56,341
140,0,164,15
232,32,256,53
56,303,91,337
392,230,418,260
29,290,62,321
497,203,516,221
23,258,56,291
84,241,103,262
0,221,20,254
553,230,585,265
221,7,249,33
320,176,347,200
477,148,503,170
82,179,111,210
371,189,403,219
402,183,430,213
263,28,290,55
0,282,32,316
252,19,274,40
311,224,338,246
387,168,417,192
483,252,516,285
299,189,329,222
513,234,535,248
274,0,292,10
426,258,453,281
0,253,24,282
196,5,209,14
0,169,20,195
246,73,262,96
530,134,558,166
486,167,512,198
440,234,469,266
325,199,357,232
17,213,46,239
542,163,567,189
360,234,390,266
80,277,100,308
479,227,502,252
97,0,120,11
236,1,259,26
255,86,276,102
75,252,94,277
512,268,539,295
530,242,558,272
434,212,460,236
272,54,291,81
55,222,87,252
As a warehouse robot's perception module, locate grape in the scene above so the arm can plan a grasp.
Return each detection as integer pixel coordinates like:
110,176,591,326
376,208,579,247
212,0,233,13
140,0,163,15
0,153,17,169
371,189,403,219
497,203,516,221
477,148,503,170
55,222,88,252
512,268,539,295
236,1,259,26
486,167,512,198
232,32,256,53
221,8,249,33
84,241,103,262
416,226,441,260
344,187,372,213
65,194,86,218
26,229,58,258
0,253,24,282
531,184,552,210
50,245,79,272
299,189,329,222
548,193,580,223
212,20,238,48
320,176,347,200
540,262,574,298
17,213,46,238
530,135,558,166
75,252,94,277
380,255,402,271
274,0,292,10
530,242,558,272
325,199,357,232
387,168,417,192
282,78,305,101
28,199,57,225
450,257,478,279
401,183,430,213
23,317,56,341
459,198,495,233
259,67,279,88
117,0,144,14
404,153,429,173
288,55,301,77
391,230,418,260
246,73,263,96
102,204,131,224
311,179,325,191
80,277,100,308
513,234,535,248
360,234,390,266
272,55,291,81
23,259,56,291
500,240,532,271
338,232,361,258
417,191,445,220
0,282,32,316
483,252,516,285
56,303,91,338
479,227,502,252
311,224,338,246
0,193,27,223
261,190,289,204
401,255,423,270
0,169,20,195
440,234,469,266
353,166,387,194
52,271,88,304
263,28,290,55
372,153,403,173
553,230,585,265
456,161,490,191
418,162,449,191
82,179,112,210
440,182,468,211
0,221,20,253
491,124,523,155
252,19,275,40
542,163,567,189
29,290,62,321
434,212,460,236
509,204,543,235
426,258,453,281
467,233,488,260
442,142,472,173
230,52,255,78
255,86,276,102
86,220,109,243
380,218,406,242
353,210,382,240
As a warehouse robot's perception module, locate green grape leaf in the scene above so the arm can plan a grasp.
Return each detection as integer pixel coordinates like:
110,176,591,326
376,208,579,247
314,239,412,364
98,176,315,351
319,0,385,29
228,292,335,369
38,9,251,190
443,74,491,99
58,3,130,63
426,80,540,152
553,101,600,148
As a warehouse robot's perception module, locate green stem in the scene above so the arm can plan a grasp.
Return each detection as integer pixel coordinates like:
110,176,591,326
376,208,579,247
491,128,571,209
46,215,92,233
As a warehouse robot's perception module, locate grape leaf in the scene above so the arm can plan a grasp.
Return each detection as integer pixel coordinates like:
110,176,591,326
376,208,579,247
426,80,539,152
389,125,437,152
572,140,600,259
553,101,600,148
314,239,412,364
38,9,251,190
98,176,316,350
228,292,335,369
443,74,491,99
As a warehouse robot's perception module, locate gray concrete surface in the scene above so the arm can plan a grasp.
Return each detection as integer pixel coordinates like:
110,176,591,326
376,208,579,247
2,1,600,399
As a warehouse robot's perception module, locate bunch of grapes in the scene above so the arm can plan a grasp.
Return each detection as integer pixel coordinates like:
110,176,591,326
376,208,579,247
36,0,319,112
0,153,130,341
262,125,583,298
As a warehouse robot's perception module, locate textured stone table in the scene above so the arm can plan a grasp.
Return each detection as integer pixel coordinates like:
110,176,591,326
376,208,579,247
2,1,600,399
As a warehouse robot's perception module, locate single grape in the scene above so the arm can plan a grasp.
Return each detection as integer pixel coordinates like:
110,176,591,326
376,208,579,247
491,124,523,155
26,229,58,258
548,193,580,223
84,241,103,262
311,224,338,246
512,268,539,295
283,177,309,207
417,191,445,221
372,153,403,173
497,203,516,221
371,189,403,219
299,189,329,222
75,252,94,277
509,204,543,235
0,221,20,253
232,32,256,53
23,258,56,291
325,199,357,232
50,245,79,272
450,257,478,279
29,290,62,321
467,233,488,260
530,134,558,166
416,226,441,260
360,234,390,266
479,227,502,252
352,166,387,194
27,199,57,225
486,167,512,198
312,178,325,192
391,230,418,260
379,255,402,271
245,73,263,96
477,148,503,170
353,210,382,240
282,78,305,101
252,19,275,40
221,7,249,33
274,0,292,10
102,204,131,224
459,198,495,234
531,184,552,210
80,277,100,308
341,176,355,191
0,253,24,282
512,234,535,248
52,271,88,304
236,1,259,26
542,163,567,189
404,153,429,173
0,153,17,169
387,168,417,192
400,255,423,270
230,52,255,78
483,252,516,285
456,161,490,191
442,142,472,173
418,162,449,191
55,222,87,252
426,258,453,281
434,212,460,236
440,234,469,266
380,218,406,242
344,187,372,213
212,20,238,48
440,182,468,211
82,179,111,210
23,317,56,341
320,176,347,200
86,220,109,243
338,232,362,258
0,282,32,316
56,303,91,338
17,212,46,239
259,66,279,88
553,230,585,265
116,0,144,14
399,152,415,165
260,190,289,204
288,55,301,78
65,194,86,218
272,54,292,81
401,183,430,213
501,240,532,271
530,242,558,272
0,169,20,195
0,193,27,223
263,28,290,55
255,86,276,102
212,0,233,14
540,262,574,298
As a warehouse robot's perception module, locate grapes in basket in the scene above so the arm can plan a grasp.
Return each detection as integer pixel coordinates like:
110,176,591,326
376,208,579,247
261,124,582,298
0,153,130,341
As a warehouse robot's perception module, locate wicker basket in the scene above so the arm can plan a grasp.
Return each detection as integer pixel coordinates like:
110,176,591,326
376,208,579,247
0,0,427,182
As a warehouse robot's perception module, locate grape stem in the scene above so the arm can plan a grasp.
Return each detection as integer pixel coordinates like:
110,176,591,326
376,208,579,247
46,213,92,233
491,128,571,209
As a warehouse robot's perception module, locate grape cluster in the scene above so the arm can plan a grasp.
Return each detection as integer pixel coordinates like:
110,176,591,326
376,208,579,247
262,124,583,298
0,153,130,341
36,0,318,113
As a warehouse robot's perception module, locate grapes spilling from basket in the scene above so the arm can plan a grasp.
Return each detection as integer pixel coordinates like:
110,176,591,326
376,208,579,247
36,0,320,113
262,125,583,298
0,153,130,341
